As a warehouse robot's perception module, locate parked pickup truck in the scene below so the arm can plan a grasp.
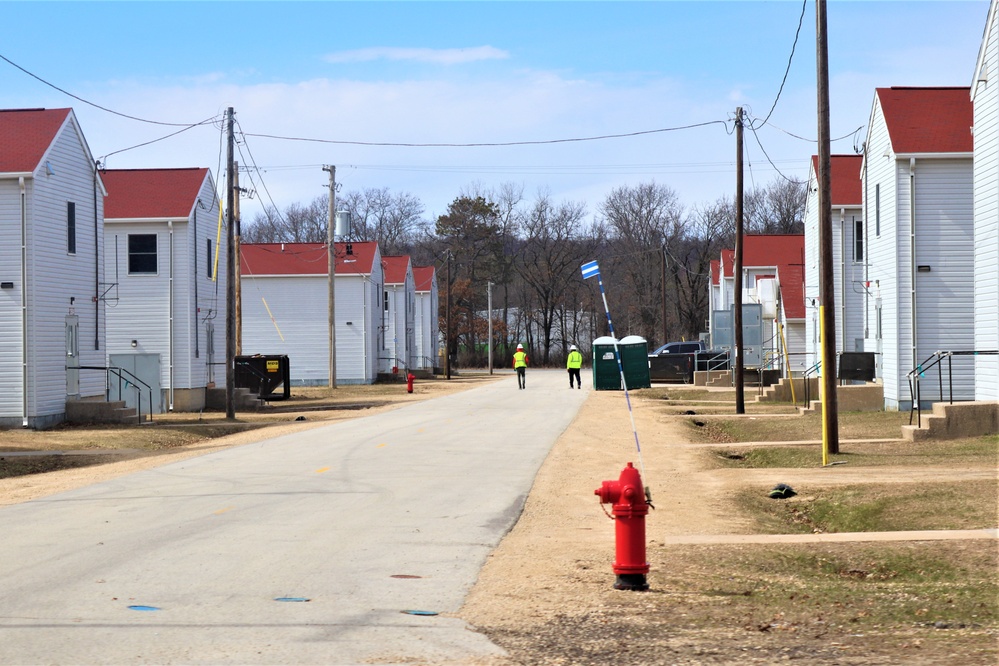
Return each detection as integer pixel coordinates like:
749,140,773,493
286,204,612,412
647,341,706,383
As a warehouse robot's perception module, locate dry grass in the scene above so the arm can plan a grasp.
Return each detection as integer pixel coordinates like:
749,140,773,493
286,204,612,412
685,409,913,442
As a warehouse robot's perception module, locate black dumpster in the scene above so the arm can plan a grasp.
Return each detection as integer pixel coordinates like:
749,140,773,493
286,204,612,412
235,354,291,400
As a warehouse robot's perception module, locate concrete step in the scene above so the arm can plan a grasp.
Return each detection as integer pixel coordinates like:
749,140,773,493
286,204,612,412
205,387,267,411
66,399,141,425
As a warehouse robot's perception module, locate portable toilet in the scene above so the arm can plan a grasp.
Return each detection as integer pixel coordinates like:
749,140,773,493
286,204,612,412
619,335,651,389
591,336,621,390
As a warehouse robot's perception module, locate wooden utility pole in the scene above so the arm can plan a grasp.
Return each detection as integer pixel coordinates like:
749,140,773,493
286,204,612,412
324,165,337,392
225,107,236,420
487,281,494,375
661,244,668,345
234,163,242,356
734,106,745,415
816,0,840,455
445,251,452,380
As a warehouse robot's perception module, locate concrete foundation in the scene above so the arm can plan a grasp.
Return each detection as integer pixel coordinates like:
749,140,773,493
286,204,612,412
903,400,999,441
167,387,207,412
798,382,885,415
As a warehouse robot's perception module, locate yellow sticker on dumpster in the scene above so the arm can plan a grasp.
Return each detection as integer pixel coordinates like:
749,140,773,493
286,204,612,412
266,360,279,372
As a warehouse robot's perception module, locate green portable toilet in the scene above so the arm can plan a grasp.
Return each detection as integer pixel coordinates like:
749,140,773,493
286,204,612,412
591,336,621,390
619,335,651,389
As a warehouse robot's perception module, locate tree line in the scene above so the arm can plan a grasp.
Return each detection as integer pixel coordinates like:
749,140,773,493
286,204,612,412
242,178,806,367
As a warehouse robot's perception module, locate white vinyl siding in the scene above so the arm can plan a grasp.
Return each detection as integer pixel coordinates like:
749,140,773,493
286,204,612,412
383,263,416,373
104,171,225,404
240,258,383,386
105,227,170,408
974,3,999,400
3,115,106,424
0,178,26,417
864,90,975,409
414,278,439,370
863,99,900,405
911,159,976,402
803,165,820,369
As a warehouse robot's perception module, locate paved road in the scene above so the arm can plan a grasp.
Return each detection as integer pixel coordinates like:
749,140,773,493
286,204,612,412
0,370,586,665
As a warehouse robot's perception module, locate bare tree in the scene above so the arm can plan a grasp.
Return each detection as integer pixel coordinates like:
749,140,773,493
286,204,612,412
672,198,736,339
242,195,328,243
599,181,686,344
338,187,425,255
744,177,807,234
516,191,593,363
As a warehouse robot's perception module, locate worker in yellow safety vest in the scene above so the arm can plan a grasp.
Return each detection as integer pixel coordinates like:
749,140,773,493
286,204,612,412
566,344,583,389
513,344,529,390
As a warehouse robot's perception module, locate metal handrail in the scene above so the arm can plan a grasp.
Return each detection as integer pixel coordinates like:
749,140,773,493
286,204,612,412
694,349,730,373
801,361,822,408
78,365,154,424
906,350,998,427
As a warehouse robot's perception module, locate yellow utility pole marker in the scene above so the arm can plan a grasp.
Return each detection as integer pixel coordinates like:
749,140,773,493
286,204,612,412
819,305,829,467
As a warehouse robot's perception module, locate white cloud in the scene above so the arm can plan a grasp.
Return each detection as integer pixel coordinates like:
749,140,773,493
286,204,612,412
323,46,509,66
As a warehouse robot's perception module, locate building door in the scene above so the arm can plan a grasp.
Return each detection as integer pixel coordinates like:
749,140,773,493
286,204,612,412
65,315,80,398
108,353,162,414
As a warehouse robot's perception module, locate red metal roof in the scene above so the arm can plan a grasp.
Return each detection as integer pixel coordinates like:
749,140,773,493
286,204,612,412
382,255,411,285
810,154,862,206
102,168,210,219
717,235,805,319
710,259,720,286
413,265,436,292
876,87,973,154
744,234,804,268
721,249,734,278
777,264,805,320
240,241,378,276
0,108,72,173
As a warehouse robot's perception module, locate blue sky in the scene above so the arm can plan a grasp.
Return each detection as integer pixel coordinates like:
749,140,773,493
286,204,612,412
1,1,990,224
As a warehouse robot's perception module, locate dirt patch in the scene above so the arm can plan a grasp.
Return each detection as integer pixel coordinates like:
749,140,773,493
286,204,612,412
459,389,998,665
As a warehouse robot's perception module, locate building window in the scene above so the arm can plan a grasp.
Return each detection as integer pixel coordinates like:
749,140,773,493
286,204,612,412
384,291,389,311
67,202,76,254
206,238,213,278
128,234,157,274
854,219,864,262
875,184,881,237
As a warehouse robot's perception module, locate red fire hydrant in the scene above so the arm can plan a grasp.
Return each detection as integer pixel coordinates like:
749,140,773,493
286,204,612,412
406,373,415,394
594,462,650,591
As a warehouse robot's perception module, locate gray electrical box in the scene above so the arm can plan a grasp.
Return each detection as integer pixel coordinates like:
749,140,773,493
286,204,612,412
711,303,765,368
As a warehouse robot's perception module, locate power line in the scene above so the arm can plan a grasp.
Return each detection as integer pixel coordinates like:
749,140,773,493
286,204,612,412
750,0,808,130
98,115,219,162
748,123,801,184
758,119,866,144
241,120,731,148
234,118,291,229
0,52,220,128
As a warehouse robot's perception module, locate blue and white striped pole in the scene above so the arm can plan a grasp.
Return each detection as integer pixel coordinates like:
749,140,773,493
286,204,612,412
581,260,646,484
